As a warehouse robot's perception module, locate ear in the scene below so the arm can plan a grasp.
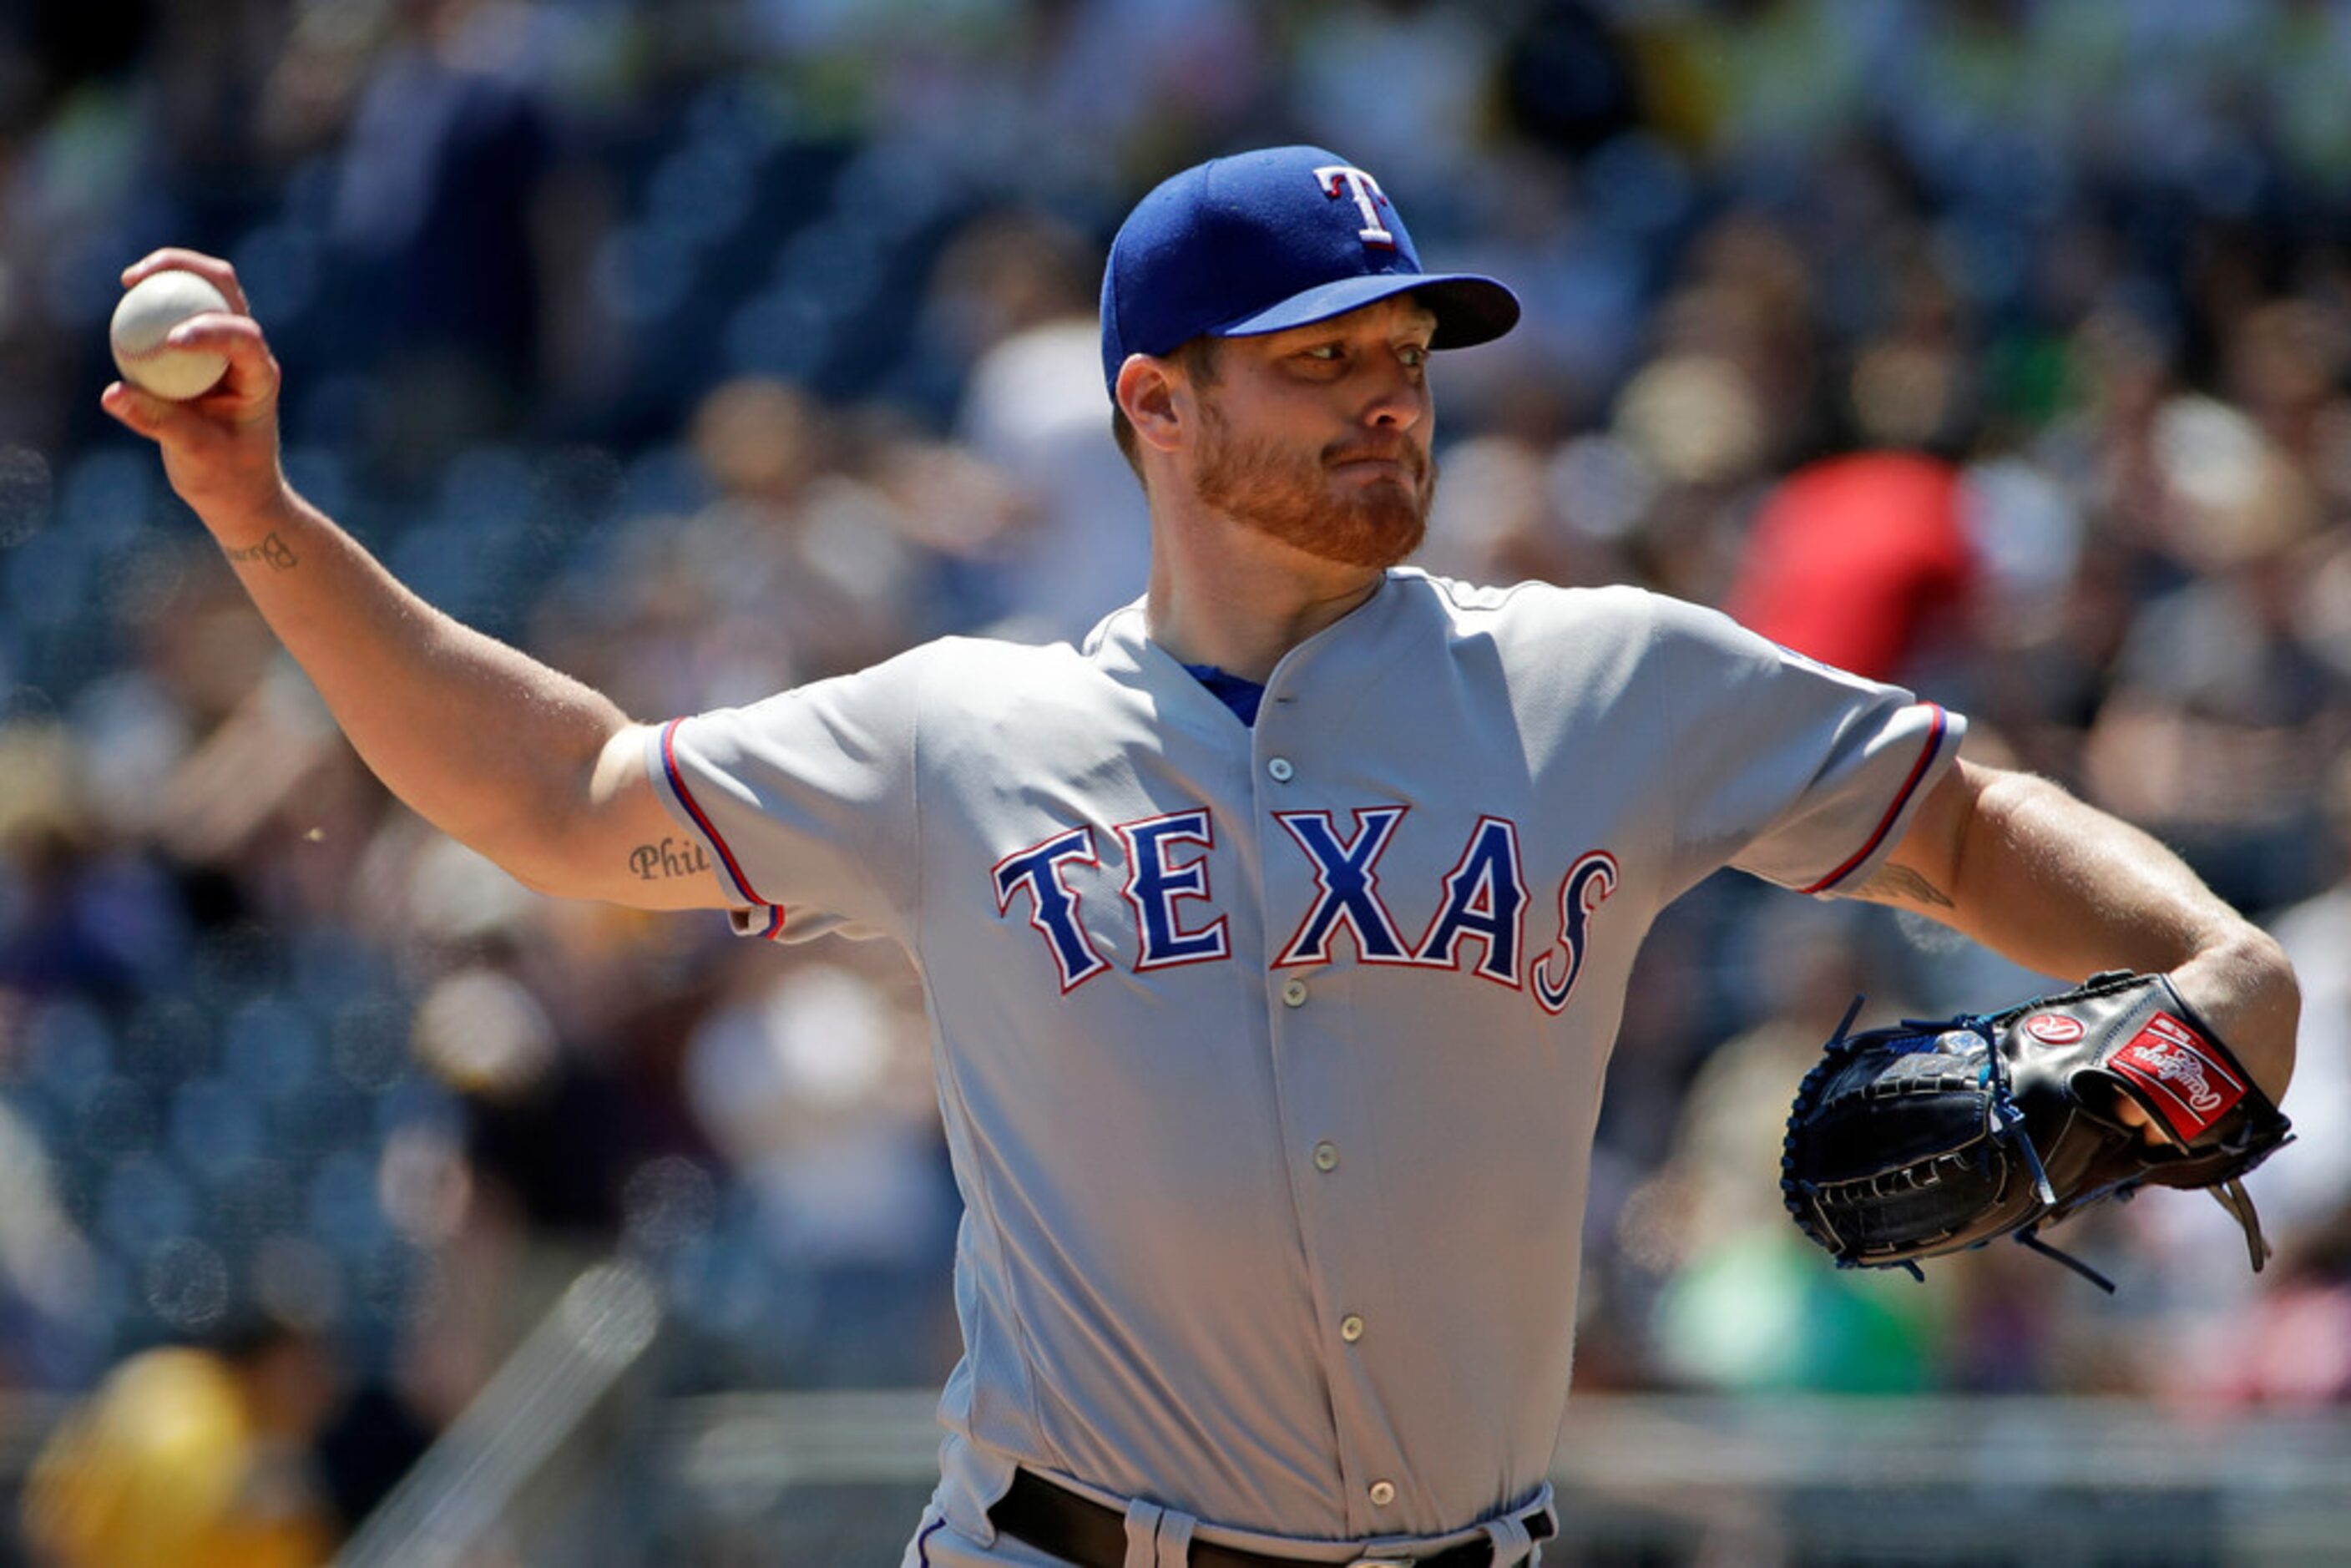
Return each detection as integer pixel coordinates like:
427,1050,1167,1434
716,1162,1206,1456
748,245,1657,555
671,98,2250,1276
1115,353,1186,457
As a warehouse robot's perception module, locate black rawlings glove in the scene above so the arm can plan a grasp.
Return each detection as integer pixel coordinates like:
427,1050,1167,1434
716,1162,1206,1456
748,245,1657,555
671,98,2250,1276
1781,970,2293,1292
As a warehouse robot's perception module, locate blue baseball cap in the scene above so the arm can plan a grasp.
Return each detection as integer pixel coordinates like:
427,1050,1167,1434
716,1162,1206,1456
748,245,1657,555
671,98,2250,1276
1100,144,1520,392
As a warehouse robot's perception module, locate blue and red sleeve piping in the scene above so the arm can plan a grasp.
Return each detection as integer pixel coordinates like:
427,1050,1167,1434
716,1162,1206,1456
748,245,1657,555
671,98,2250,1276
1800,702,1952,897
659,717,788,941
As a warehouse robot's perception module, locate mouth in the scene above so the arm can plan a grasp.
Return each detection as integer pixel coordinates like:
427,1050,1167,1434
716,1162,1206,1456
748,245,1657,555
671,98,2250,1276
1326,445,1422,480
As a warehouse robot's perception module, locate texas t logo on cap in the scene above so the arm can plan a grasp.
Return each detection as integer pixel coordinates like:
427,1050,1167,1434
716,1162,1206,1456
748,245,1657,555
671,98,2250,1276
1314,164,1397,247
1099,144,1520,391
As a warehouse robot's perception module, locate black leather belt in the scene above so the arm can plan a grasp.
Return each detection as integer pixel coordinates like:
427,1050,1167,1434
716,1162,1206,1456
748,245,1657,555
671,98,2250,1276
988,1469,1556,1568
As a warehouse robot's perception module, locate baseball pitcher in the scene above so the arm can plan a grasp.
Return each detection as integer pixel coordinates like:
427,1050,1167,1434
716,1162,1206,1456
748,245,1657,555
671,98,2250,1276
106,145,2297,1567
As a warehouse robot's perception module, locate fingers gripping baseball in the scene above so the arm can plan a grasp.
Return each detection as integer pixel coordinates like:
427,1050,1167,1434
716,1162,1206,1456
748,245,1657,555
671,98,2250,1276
124,249,253,315
102,250,286,525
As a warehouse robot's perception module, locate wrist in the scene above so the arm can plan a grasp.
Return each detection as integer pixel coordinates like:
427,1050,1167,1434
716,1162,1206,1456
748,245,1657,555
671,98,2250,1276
204,480,302,561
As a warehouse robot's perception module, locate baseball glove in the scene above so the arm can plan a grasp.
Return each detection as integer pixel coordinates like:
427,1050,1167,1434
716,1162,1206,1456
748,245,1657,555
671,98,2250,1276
1781,970,2293,1292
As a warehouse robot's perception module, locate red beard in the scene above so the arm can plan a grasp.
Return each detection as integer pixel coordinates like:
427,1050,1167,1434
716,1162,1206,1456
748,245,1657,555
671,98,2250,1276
1193,401,1436,569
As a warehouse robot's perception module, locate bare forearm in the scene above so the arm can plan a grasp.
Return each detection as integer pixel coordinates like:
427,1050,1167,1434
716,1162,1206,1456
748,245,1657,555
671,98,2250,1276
1946,771,2244,976
207,483,628,884
101,249,705,909
1877,764,2298,1097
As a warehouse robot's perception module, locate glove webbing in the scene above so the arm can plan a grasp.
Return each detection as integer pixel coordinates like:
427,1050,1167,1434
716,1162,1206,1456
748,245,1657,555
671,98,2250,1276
1811,997,2122,1293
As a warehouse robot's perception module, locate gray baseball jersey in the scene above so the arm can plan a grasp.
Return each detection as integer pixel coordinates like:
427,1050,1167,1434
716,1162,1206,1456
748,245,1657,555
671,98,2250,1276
646,569,1962,1552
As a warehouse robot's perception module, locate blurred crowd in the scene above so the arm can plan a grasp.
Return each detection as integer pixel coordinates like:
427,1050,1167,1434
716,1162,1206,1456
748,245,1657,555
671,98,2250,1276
7,0,2351,1556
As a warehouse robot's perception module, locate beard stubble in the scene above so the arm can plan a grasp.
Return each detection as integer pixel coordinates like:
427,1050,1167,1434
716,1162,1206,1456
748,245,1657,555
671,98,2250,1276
1191,399,1437,570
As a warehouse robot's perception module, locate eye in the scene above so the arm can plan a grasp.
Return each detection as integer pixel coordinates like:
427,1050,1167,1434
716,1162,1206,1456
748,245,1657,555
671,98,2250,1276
1300,343,1346,362
1398,343,1430,369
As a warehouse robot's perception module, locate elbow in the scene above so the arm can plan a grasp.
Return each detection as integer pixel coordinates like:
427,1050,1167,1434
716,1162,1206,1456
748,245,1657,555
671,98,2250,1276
2243,923,2301,1059
2225,921,2298,1023
466,742,635,903
432,829,569,903
435,812,590,904
2196,924,2300,1104
498,857,564,900
484,832,604,903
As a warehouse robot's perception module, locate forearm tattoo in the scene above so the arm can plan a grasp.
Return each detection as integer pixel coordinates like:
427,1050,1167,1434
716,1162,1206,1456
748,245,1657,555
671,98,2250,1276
1847,862,1954,909
629,837,712,883
223,533,298,571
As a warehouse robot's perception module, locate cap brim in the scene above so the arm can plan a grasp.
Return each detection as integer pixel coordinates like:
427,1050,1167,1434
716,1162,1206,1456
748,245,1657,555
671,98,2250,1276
1210,271,1520,351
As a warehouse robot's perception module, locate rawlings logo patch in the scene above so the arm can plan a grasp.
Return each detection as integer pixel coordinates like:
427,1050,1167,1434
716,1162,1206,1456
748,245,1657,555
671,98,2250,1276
2025,1012,2086,1045
2109,1013,2245,1139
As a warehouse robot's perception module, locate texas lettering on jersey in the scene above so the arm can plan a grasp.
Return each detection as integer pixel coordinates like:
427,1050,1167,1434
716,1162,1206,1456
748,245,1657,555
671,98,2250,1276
992,805,1618,1014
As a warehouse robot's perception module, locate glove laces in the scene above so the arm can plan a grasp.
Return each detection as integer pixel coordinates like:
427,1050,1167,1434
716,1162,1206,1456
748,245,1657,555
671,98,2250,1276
1980,1027,2116,1293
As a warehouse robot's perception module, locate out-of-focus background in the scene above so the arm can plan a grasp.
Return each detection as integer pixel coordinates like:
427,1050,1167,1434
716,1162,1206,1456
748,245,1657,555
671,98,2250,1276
3,1,2351,1563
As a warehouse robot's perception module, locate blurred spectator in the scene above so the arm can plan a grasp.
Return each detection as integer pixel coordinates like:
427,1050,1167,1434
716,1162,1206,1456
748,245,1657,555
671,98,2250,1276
382,944,668,1556
2080,393,2343,911
23,1313,340,1568
1291,1,1496,192
0,1084,96,1385
1729,448,1974,684
940,209,1151,645
681,948,957,1387
2249,755,2351,1245
1629,906,1956,1396
394,953,642,1424
2205,1202,2351,1405
316,0,564,463
1726,331,1981,685
2101,756,2351,1404
678,374,904,690
1494,0,1646,161
8,11,2351,1554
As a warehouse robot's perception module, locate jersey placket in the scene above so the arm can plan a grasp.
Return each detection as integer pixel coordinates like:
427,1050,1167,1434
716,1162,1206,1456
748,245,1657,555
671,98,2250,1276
1249,664,1419,1535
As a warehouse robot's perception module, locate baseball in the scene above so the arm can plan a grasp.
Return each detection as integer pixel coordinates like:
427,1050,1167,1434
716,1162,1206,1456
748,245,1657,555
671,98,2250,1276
109,270,231,400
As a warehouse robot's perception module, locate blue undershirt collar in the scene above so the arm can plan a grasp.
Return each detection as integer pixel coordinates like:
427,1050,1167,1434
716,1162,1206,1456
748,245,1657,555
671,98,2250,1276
1181,663,1267,726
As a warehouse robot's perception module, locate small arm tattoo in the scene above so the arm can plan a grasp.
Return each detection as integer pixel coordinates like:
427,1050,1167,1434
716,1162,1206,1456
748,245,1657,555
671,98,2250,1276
224,533,298,571
1845,862,1954,909
629,837,711,882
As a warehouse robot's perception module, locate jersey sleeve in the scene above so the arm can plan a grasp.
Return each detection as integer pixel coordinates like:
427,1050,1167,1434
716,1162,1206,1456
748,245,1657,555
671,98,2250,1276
1648,595,1966,897
645,646,926,944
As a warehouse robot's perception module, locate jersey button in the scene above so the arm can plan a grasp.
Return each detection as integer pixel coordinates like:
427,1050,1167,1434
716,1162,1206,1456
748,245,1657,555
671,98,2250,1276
1368,1480,1396,1508
1282,979,1309,1008
1339,1313,1365,1343
1267,756,1295,782
1312,1141,1338,1172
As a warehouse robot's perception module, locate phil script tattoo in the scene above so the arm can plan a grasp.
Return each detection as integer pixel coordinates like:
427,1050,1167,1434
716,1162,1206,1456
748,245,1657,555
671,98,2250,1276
224,533,298,571
630,837,711,882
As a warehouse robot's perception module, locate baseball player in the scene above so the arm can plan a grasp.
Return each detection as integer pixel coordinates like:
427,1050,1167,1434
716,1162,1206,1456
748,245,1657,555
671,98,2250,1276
108,145,2296,1567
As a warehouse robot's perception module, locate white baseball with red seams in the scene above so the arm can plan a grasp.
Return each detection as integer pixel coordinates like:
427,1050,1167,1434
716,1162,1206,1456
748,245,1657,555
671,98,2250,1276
109,270,231,400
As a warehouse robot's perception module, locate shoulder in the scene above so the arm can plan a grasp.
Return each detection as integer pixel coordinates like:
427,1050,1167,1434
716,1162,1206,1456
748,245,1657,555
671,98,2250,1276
1393,568,1673,644
1391,572,1876,700
691,636,1095,737
832,634,1095,695
897,632,1115,720
905,633,1092,678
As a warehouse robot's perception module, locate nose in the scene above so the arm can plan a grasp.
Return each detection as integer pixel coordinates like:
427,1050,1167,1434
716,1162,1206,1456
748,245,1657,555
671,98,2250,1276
1363,353,1427,432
